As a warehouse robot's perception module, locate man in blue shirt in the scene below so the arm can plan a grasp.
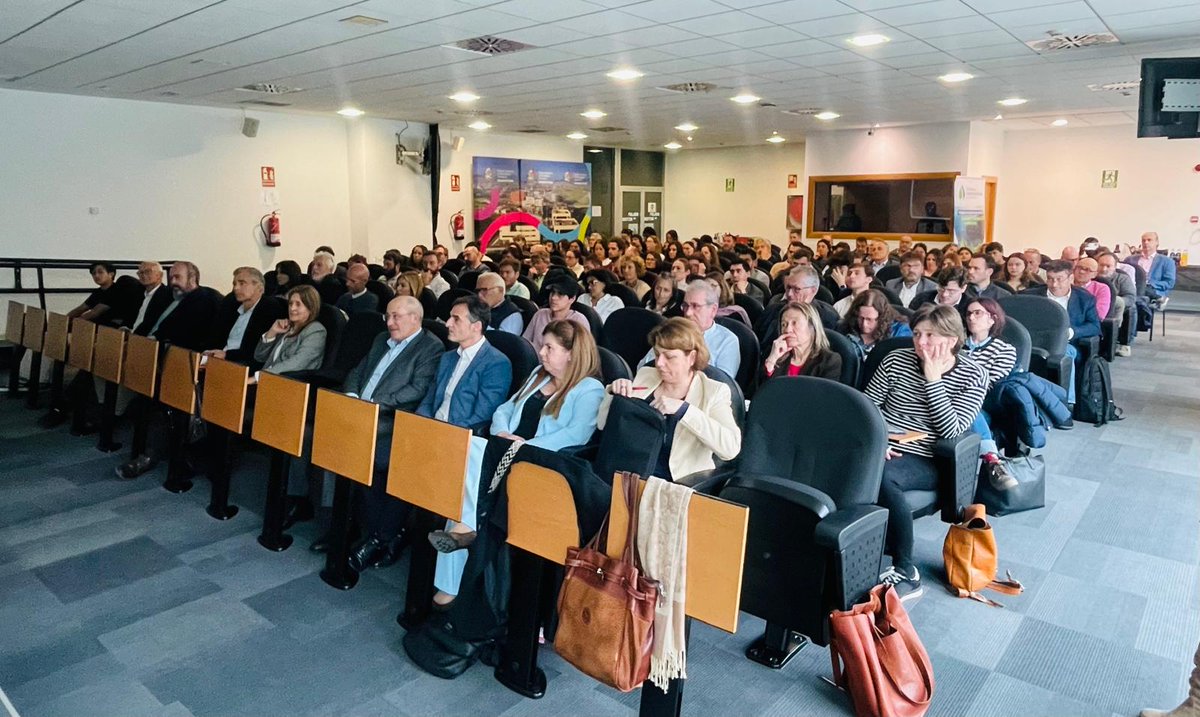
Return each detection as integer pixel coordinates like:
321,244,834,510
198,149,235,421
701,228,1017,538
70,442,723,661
644,280,740,379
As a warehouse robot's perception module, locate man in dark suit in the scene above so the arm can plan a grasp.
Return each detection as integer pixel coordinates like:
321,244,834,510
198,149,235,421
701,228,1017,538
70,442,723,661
131,261,173,336
910,266,971,320
336,295,444,568
756,264,839,353
1022,259,1100,406
885,252,937,309
966,254,1012,301
202,267,286,372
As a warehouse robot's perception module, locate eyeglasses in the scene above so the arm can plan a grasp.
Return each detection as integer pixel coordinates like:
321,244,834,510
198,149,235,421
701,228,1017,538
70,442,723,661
966,309,991,317
681,301,713,311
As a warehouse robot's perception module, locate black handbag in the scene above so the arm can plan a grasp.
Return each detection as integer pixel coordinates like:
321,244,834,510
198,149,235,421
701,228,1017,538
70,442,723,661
975,452,1045,516
593,395,666,484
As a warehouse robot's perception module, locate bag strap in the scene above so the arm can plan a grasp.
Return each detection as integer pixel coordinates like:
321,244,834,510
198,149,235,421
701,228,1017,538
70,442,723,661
620,471,642,567
877,592,934,705
955,587,1006,608
987,569,1024,596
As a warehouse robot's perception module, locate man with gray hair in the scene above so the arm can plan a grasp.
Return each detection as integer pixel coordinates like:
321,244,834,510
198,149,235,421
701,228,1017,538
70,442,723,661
310,251,346,306
642,279,741,378
130,261,171,335
755,264,840,346
203,266,285,372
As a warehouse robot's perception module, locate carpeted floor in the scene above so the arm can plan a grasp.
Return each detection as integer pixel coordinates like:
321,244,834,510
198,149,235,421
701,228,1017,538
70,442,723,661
1,316,1197,717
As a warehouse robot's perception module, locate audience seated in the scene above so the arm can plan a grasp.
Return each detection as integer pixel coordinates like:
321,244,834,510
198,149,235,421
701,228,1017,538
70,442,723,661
966,254,1012,301
336,263,380,315
830,260,875,318
498,258,529,300
252,285,327,379
458,246,486,277
389,271,424,299
864,304,989,601
867,239,895,276
643,273,682,316
1072,257,1111,319
616,255,651,301
1022,259,1100,406
130,261,171,335
1124,231,1177,329
309,251,345,307
474,272,523,335
729,257,767,304
1097,251,1137,355
66,261,141,328
961,298,1019,489
912,266,971,318
1000,252,1042,292
332,296,443,567
885,252,937,309
422,252,450,298
272,260,308,296
577,270,624,323
522,276,589,350
203,267,284,372
430,319,605,607
760,302,842,381
706,272,752,326
841,289,913,362
643,280,740,378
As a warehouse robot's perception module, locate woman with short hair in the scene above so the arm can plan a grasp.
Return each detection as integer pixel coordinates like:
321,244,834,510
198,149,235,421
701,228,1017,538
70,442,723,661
599,317,741,482
863,304,988,602
761,302,842,381
618,255,651,301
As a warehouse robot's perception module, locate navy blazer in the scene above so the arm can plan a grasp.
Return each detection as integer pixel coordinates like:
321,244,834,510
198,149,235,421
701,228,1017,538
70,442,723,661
416,339,512,430
1022,285,1100,340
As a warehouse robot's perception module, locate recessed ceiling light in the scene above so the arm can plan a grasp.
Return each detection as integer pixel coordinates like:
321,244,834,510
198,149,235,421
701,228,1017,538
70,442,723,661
814,111,840,120
580,109,607,119
337,107,364,117
468,120,491,130
664,142,682,149
938,72,974,83
766,135,786,143
566,132,588,140
998,97,1028,106
587,148,603,153
449,91,479,102
675,122,698,132
847,33,890,47
606,68,643,81
731,94,761,104
1051,118,1069,126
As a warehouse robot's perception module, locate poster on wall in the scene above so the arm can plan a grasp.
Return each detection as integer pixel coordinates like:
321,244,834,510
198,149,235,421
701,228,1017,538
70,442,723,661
472,157,591,251
786,195,804,231
952,176,987,250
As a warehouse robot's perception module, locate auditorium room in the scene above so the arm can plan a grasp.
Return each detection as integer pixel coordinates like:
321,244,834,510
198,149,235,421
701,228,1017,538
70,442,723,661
2,1,1199,716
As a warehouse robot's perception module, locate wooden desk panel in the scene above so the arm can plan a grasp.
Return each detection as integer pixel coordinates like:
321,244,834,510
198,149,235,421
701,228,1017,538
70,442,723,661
67,319,96,371
159,346,199,413
387,412,471,521
200,356,249,434
21,308,45,351
251,372,310,457
44,313,70,362
92,325,126,383
122,334,159,397
607,474,748,634
4,301,23,344
506,463,581,565
311,389,378,486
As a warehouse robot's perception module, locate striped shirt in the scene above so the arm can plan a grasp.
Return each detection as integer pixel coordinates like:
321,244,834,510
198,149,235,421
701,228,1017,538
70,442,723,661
960,337,1017,389
864,348,988,457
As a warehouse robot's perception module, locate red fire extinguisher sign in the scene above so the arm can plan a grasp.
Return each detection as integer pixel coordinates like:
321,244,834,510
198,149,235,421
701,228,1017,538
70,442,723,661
450,174,461,192
261,166,276,187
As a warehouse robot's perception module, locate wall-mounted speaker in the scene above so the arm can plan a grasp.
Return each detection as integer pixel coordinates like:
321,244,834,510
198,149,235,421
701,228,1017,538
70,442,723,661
242,117,260,138
452,135,465,152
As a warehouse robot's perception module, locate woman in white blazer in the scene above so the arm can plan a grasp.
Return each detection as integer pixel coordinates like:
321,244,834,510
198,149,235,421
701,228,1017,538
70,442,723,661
598,317,741,481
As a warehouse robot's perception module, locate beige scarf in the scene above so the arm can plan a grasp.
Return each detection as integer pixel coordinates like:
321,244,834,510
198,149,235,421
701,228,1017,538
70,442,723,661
636,477,692,690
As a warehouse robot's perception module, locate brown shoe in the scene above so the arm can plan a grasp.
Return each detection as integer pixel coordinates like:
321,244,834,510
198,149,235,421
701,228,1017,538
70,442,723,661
428,529,476,553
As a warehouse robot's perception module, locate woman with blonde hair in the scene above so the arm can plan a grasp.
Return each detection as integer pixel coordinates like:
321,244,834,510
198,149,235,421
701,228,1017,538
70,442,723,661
389,270,425,298
600,317,740,481
761,302,842,381
618,255,651,301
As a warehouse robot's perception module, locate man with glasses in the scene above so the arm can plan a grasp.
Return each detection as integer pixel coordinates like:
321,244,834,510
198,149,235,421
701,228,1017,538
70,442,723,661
644,280,740,378
912,267,971,320
755,265,839,347
474,271,523,335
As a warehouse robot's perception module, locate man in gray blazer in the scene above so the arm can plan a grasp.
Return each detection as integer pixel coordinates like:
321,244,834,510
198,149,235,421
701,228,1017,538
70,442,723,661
339,295,443,568
885,252,937,309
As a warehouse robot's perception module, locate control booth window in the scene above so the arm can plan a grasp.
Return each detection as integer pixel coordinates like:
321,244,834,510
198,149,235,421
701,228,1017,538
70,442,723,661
807,173,957,239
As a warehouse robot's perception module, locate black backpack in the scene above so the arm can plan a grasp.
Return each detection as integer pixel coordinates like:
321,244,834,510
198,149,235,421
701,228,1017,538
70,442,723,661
1073,356,1123,426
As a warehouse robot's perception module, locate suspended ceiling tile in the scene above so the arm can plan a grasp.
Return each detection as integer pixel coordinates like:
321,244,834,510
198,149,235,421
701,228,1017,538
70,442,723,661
488,0,606,21
717,25,811,47
746,2,856,25
868,0,979,26
923,28,1015,50
898,13,997,37
671,10,773,35
623,0,731,23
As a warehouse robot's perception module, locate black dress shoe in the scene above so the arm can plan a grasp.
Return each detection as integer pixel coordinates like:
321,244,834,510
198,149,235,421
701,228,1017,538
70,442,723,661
368,533,409,569
281,497,315,530
40,409,69,429
348,535,387,572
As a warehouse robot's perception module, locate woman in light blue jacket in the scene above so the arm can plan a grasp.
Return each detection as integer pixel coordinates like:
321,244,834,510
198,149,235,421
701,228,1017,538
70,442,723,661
431,319,604,606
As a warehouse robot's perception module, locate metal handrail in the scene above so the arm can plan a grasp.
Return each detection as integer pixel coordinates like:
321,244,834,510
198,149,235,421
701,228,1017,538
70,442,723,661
0,257,180,310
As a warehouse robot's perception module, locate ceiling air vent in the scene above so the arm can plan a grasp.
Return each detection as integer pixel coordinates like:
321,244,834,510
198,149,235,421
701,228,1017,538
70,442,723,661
1088,80,1140,95
447,36,534,56
590,126,627,133
516,128,546,133
656,82,719,94
1025,31,1119,52
782,108,823,116
238,99,292,107
237,83,302,95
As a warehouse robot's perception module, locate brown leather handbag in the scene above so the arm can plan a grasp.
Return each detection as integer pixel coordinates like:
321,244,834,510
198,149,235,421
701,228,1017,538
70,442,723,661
829,584,935,717
554,471,658,692
943,503,1024,607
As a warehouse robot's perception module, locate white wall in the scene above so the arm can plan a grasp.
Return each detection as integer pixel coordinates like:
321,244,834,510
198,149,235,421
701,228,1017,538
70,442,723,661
966,120,1005,178
663,143,806,245
804,123,970,179
995,124,1200,256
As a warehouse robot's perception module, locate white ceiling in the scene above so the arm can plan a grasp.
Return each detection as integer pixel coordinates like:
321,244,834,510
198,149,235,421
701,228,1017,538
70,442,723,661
2,0,1198,148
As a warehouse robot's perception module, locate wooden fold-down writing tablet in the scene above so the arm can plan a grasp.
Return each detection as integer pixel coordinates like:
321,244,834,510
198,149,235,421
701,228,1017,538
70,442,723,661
5,301,24,345
159,346,199,413
21,307,45,351
387,411,471,522
251,372,310,457
67,319,97,372
606,473,749,635
92,325,126,384
43,313,69,363
122,335,158,398
311,389,378,487
199,356,249,434
506,463,581,566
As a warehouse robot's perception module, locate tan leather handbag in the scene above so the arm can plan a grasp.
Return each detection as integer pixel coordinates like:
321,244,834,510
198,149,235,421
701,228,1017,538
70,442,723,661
942,503,1024,607
829,584,935,717
554,471,658,692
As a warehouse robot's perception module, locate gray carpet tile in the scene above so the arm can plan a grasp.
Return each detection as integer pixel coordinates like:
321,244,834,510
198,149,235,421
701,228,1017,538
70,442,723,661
1,312,1198,717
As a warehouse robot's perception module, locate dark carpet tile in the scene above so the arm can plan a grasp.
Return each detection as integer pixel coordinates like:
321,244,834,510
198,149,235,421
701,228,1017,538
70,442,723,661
34,535,181,603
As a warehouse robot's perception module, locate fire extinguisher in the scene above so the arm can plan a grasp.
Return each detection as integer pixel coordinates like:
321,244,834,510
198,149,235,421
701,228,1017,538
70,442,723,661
260,212,281,247
451,211,465,242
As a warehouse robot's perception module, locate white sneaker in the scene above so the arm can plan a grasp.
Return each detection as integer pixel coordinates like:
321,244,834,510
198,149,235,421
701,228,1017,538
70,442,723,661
1116,345,1132,357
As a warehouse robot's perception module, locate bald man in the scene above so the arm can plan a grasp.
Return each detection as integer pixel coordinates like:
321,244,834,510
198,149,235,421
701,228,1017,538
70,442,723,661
474,271,524,335
336,263,379,315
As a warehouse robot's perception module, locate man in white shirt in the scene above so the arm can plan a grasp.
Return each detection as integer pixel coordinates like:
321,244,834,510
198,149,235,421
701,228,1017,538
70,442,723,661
422,252,450,298
498,258,529,300
131,261,171,335
885,252,937,309
832,261,874,318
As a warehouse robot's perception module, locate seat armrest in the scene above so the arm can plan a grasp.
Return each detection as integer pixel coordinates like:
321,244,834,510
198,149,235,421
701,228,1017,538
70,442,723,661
933,433,980,523
675,465,737,495
813,505,888,552
720,473,836,520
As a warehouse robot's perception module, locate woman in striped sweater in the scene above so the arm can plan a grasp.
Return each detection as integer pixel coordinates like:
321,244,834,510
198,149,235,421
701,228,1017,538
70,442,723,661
864,304,989,601
962,298,1019,490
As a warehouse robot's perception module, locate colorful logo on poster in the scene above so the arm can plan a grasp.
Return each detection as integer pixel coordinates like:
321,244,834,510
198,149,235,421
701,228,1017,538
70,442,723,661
472,157,592,251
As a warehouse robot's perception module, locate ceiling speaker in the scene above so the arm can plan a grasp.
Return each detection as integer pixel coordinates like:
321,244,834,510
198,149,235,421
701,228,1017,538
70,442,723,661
242,117,260,138
452,135,465,151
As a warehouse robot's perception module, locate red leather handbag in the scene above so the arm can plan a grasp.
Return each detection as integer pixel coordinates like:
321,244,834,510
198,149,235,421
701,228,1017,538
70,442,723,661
554,471,658,692
829,584,935,717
